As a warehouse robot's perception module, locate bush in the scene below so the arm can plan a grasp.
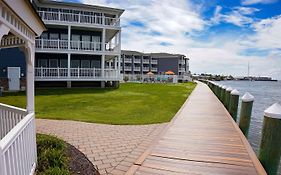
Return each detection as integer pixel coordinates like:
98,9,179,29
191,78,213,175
36,134,69,175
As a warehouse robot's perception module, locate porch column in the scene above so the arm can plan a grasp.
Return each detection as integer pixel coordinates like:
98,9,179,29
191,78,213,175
68,53,71,78
114,57,117,69
118,55,121,78
24,41,35,113
68,25,71,50
101,55,105,78
102,28,106,52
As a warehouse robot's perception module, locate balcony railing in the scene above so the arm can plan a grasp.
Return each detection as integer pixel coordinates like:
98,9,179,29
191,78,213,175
151,67,158,72
151,60,158,64
124,58,132,63
134,67,141,71
0,103,36,175
143,67,149,71
37,11,120,27
35,39,118,53
124,66,131,71
143,59,149,64
179,60,185,65
35,67,119,80
134,59,141,63
179,68,186,72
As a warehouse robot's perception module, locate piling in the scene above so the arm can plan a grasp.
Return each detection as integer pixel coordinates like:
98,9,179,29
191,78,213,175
258,103,281,175
225,87,233,110
229,89,239,121
218,85,222,100
239,92,254,137
221,86,227,105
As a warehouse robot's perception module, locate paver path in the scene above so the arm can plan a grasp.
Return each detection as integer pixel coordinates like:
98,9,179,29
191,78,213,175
36,119,167,175
127,82,266,175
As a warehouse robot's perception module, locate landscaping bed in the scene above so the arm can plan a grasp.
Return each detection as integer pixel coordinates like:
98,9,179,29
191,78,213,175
0,82,196,125
36,134,99,175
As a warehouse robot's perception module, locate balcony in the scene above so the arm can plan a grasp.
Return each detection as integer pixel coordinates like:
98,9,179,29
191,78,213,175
134,59,141,63
37,10,120,27
151,60,158,64
179,60,185,65
179,68,186,72
151,67,158,72
124,58,132,63
124,66,132,71
134,67,141,71
35,67,119,81
0,103,36,175
143,67,149,71
143,59,149,64
35,39,119,53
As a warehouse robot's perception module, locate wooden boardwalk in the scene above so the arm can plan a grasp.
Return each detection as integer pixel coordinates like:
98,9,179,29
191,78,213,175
126,82,266,175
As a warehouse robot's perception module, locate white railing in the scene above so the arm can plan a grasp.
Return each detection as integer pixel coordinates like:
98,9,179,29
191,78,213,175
143,59,149,64
143,67,149,71
179,68,186,72
134,59,141,63
35,67,119,80
124,66,131,71
151,67,158,72
134,67,141,71
179,60,185,65
151,60,158,64
38,11,120,27
0,103,36,175
124,58,132,62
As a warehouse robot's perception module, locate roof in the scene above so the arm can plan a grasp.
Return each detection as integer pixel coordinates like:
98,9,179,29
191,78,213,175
37,0,124,15
121,50,188,59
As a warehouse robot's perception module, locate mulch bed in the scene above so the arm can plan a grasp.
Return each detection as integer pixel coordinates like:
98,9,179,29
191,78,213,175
65,143,100,175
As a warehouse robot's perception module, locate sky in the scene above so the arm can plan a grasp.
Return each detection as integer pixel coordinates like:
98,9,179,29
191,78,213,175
62,0,281,79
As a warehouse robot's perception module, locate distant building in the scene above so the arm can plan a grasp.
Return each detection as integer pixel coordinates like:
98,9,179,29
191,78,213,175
121,50,191,81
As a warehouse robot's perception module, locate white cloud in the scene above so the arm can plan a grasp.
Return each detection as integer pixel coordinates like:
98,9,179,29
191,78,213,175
78,0,281,79
241,0,278,5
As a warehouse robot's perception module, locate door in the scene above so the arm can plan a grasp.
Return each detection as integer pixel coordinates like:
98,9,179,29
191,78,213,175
7,67,20,91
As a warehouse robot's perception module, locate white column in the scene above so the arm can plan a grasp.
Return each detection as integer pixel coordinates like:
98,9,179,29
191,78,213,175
24,41,35,113
118,55,121,78
118,30,121,51
114,57,117,69
68,25,71,50
102,28,106,52
101,55,105,78
67,53,71,78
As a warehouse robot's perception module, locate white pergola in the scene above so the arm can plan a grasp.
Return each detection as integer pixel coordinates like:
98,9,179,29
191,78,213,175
0,0,46,112
0,0,45,175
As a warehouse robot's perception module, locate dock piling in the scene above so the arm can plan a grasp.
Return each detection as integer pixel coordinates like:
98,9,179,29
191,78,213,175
258,103,281,175
229,89,239,121
221,86,227,105
225,87,233,110
239,92,254,137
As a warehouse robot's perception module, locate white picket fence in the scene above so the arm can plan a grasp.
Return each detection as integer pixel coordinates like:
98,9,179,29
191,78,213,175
0,103,36,175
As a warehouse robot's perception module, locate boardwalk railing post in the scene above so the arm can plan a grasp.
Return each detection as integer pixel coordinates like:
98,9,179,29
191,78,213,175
218,85,222,100
225,87,233,110
215,83,219,97
221,86,227,105
229,89,239,121
258,103,281,175
239,92,254,137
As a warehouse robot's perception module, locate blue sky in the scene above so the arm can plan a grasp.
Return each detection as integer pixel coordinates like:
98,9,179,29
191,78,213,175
62,0,281,79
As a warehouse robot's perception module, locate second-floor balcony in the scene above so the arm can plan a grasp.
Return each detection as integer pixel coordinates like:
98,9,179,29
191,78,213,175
134,59,141,63
37,10,120,27
124,66,132,71
134,67,141,71
143,67,149,71
35,39,119,53
124,58,132,63
151,60,158,64
143,59,149,64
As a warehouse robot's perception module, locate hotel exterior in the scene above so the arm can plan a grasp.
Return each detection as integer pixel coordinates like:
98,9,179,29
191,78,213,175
0,0,124,90
121,50,191,82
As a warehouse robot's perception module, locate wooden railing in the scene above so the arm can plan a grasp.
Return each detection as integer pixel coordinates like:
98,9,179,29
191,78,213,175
37,11,120,27
0,103,36,175
35,67,119,80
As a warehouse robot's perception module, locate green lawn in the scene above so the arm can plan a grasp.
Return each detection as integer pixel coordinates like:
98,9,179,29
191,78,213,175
0,83,196,125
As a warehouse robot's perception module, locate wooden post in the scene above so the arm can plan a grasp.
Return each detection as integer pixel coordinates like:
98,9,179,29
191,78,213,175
239,92,254,137
229,89,239,121
258,103,281,175
225,87,233,110
221,86,227,106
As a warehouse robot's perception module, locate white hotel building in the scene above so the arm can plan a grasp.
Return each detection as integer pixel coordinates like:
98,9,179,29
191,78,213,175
33,0,124,88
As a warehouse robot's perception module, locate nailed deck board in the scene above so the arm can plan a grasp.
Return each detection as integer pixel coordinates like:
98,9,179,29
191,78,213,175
126,82,266,175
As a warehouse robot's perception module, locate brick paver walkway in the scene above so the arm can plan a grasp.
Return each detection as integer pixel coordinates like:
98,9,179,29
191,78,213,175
36,119,167,175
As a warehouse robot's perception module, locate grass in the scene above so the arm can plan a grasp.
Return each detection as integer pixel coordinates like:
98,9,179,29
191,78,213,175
0,82,196,125
36,134,69,175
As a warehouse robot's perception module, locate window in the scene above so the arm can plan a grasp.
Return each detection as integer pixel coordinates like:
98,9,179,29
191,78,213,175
61,34,68,40
91,60,100,68
71,60,80,68
72,34,80,41
60,59,68,68
41,33,48,39
81,60,90,68
38,59,48,67
92,36,101,50
82,35,91,50
49,59,58,68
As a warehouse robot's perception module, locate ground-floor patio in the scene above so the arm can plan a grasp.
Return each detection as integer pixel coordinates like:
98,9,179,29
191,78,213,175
36,119,167,175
